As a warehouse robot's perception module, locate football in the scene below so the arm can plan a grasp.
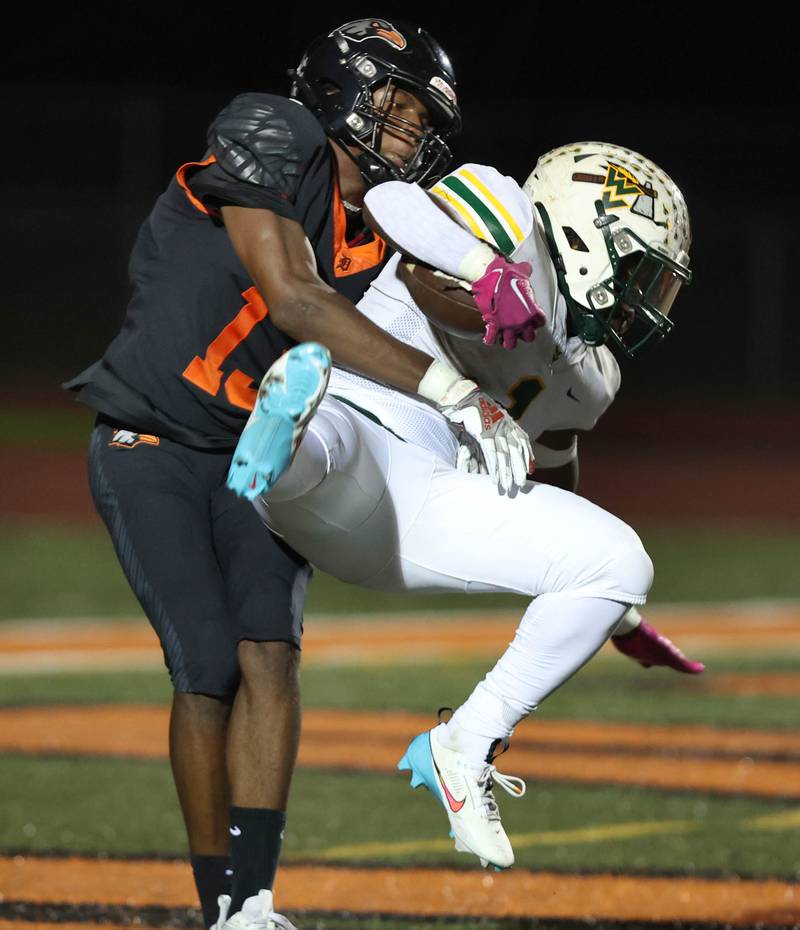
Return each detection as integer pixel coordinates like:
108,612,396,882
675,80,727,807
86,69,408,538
398,261,485,340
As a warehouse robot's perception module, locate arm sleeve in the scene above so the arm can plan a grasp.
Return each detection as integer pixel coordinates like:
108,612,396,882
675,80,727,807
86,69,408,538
364,163,535,280
364,180,485,279
543,345,622,432
429,164,534,258
186,94,329,221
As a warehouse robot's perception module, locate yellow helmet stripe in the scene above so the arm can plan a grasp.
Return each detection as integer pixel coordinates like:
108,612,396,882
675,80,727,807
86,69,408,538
457,168,525,246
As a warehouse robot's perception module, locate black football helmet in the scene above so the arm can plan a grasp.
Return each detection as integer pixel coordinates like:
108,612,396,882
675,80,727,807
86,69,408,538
290,18,461,187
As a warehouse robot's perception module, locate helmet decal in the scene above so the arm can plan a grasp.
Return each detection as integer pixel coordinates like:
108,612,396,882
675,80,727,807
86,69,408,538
630,185,658,222
429,75,457,105
601,163,653,210
573,164,661,224
336,19,407,49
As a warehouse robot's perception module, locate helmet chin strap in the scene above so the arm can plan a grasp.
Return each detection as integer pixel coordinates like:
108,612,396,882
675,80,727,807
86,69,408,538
574,312,608,346
534,202,609,348
355,150,396,186
332,133,400,188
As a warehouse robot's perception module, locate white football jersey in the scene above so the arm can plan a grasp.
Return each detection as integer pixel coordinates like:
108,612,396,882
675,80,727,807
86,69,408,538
328,163,621,450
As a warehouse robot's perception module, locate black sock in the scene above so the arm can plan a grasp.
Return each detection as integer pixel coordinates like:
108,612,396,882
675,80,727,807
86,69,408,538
190,854,233,929
228,806,286,915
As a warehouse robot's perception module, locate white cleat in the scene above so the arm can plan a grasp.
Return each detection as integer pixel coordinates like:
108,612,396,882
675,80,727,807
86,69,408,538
221,889,299,930
398,722,526,870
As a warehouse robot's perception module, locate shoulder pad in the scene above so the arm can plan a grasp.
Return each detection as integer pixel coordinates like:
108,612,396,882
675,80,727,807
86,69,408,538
208,93,325,194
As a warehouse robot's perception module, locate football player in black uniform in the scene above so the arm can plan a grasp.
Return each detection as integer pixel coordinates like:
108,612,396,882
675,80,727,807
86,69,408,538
66,19,464,929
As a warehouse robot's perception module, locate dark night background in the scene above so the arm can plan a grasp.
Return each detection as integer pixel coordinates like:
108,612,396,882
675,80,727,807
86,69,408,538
3,7,798,406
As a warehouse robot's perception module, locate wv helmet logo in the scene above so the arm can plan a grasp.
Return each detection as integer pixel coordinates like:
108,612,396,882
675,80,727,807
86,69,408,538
601,163,656,214
335,19,407,49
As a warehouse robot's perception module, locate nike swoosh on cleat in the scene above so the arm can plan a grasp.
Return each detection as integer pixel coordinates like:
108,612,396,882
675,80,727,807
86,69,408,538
432,756,466,813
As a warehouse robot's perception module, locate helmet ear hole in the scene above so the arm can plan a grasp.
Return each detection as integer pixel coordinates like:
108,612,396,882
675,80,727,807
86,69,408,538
319,80,342,97
563,226,589,252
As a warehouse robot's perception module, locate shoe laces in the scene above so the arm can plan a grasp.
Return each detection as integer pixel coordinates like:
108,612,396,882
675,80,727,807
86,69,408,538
475,763,526,821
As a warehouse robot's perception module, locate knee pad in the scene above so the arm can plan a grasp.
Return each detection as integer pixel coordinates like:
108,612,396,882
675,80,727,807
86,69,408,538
601,538,654,603
557,515,654,604
267,401,391,535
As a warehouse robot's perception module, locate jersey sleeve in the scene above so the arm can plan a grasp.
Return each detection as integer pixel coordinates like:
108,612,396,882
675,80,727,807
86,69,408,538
532,344,621,434
429,164,534,259
186,94,330,221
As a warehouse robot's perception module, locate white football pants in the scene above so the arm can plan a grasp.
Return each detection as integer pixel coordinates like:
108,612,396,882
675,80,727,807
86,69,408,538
261,396,653,758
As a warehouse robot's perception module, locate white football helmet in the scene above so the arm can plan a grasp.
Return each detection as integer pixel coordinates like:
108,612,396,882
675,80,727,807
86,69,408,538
523,142,691,356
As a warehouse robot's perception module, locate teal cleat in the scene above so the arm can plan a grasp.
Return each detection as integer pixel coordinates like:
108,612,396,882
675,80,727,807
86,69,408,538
227,343,331,501
397,731,439,792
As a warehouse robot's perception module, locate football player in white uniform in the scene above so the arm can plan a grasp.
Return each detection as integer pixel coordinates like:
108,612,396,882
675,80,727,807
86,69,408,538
226,143,694,870
348,149,704,672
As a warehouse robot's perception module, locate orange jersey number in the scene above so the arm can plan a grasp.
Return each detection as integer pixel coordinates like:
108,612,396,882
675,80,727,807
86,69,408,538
182,288,267,411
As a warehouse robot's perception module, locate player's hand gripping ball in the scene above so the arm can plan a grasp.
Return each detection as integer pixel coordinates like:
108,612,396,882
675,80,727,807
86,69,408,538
400,258,546,351
471,256,547,350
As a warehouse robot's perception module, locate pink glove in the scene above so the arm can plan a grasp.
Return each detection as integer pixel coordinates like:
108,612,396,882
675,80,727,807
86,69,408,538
612,620,705,674
471,256,547,350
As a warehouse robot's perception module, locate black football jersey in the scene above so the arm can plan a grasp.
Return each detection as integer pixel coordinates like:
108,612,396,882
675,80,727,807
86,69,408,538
66,93,389,449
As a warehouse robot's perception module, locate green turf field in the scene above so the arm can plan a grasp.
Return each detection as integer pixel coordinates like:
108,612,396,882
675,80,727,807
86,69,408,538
1,750,794,876
1,655,798,729
2,503,799,927
2,629,799,877
3,519,800,620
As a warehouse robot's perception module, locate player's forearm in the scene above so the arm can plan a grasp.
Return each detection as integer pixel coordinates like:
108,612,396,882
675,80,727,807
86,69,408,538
270,284,433,394
222,204,473,398
223,205,434,393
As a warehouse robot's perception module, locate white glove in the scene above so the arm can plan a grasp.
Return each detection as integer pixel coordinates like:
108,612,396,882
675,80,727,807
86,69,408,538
418,360,534,493
443,388,533,492
455,432,487,475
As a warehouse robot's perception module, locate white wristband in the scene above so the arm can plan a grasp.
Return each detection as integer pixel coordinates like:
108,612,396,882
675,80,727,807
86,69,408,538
457,241,496,283
614,606,643,636
531,437,578,469
417,359,477,407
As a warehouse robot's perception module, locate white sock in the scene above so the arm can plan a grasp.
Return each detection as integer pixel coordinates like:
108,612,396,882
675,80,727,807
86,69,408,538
443,594,627,763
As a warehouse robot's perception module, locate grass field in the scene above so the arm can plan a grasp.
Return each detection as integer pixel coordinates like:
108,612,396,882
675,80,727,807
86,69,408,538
2,519,800,929
4,519,800,619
